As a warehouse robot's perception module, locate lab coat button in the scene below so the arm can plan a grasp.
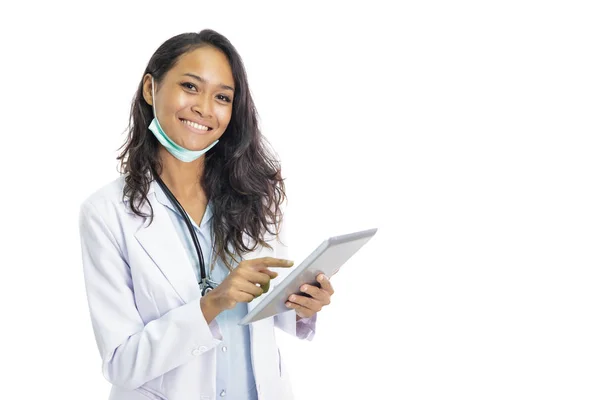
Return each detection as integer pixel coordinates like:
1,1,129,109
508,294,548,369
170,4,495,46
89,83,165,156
192,345,208,356
222,346,227,352
220,389,226,397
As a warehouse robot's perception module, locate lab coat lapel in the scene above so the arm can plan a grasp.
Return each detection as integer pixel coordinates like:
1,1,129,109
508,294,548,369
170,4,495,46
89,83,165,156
134,195,199,304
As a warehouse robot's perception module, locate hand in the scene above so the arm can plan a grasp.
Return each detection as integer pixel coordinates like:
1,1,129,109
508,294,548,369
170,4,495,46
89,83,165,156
201,257,293,323
286,274,334,319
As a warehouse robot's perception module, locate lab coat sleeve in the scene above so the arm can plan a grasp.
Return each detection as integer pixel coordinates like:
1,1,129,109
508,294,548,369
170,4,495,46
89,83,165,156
79,202,222,390
275,311,317,341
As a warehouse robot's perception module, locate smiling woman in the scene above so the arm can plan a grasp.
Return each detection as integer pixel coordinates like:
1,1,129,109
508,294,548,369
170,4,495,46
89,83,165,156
118,30,285,268
78,29,334,400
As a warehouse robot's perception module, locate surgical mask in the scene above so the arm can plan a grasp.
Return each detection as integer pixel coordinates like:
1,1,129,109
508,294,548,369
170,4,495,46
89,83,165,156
148,77,219,162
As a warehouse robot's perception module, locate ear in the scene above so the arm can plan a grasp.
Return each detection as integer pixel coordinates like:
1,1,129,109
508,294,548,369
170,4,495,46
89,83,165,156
142,73,154,106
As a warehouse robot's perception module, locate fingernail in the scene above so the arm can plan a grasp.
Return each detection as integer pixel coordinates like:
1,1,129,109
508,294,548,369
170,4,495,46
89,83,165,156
287,260,294,265
318,275,324,282
285,302,291,307
301,286,308,291
290,295,296,301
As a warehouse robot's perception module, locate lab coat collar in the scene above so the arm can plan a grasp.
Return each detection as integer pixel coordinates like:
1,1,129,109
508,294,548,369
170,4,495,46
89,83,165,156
151,179,214,230
122,177,213,228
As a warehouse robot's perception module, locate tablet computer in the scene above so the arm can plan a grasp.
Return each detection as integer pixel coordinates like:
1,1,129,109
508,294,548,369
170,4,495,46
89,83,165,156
238,227,378,325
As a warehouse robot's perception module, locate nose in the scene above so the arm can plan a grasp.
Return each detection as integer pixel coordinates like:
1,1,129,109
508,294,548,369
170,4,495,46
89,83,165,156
192,92,213,119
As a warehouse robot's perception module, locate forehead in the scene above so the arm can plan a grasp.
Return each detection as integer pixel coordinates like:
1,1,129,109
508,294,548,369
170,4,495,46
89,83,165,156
169,46,234,87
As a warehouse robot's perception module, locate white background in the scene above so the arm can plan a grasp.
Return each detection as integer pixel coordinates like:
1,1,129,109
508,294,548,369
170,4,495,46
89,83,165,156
1,1,599,399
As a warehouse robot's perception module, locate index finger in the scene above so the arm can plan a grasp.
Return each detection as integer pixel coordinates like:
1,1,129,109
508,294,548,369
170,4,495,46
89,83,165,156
252,257,294,270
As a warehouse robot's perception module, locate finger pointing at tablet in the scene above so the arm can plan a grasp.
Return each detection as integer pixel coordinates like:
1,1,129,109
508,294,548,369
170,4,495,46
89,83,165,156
200,257,294,323
239,228,377,325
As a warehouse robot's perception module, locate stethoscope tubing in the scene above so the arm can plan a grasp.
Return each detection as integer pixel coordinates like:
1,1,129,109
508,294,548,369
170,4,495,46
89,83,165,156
152,170,215,295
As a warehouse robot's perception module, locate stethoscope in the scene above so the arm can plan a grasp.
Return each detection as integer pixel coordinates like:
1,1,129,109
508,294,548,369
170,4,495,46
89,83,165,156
153,170,218,295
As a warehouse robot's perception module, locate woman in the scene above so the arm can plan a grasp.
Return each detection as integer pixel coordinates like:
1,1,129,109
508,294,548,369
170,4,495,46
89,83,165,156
79,29,334,400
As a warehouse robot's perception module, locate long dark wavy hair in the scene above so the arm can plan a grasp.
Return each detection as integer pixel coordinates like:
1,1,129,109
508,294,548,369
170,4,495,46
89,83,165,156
117,29,286,270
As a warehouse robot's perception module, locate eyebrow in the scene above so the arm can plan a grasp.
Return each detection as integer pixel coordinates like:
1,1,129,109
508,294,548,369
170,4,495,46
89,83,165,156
183,73,235,92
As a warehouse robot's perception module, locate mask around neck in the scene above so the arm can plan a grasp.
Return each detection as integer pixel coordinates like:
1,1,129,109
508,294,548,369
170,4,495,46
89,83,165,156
148,77,219,162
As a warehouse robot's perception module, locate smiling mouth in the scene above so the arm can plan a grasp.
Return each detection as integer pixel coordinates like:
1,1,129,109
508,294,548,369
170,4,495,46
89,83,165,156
180,118,213,132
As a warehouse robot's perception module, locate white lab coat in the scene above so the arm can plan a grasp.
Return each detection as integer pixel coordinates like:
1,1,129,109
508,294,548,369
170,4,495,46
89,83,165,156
79,176,306,400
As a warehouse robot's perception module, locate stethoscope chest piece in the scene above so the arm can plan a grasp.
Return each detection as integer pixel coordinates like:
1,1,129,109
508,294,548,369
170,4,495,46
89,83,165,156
201,284,213,296
200,278,215,296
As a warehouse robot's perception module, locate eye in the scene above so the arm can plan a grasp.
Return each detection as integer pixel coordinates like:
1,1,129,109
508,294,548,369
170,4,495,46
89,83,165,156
181,82,197,91
216,94,232,103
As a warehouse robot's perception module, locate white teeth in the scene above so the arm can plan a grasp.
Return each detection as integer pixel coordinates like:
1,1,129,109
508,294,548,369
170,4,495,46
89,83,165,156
182,119,209,131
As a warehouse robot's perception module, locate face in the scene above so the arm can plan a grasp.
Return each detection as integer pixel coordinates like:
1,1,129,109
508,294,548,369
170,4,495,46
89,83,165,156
143,46,235,152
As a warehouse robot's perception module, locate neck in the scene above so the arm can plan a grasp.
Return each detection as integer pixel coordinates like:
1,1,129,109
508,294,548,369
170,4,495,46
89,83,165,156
157,147,206,200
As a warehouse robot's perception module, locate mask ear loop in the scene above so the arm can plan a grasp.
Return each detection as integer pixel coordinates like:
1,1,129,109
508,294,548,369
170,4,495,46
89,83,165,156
151,77,158,118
